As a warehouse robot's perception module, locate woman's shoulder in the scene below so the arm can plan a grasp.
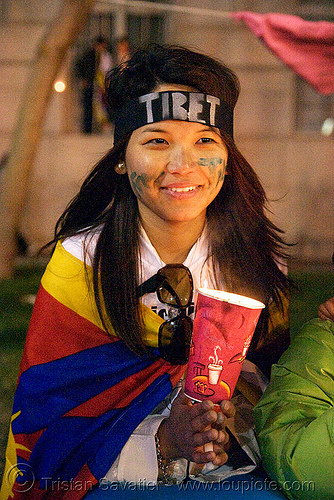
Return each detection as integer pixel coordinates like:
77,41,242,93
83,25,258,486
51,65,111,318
61,228,102,265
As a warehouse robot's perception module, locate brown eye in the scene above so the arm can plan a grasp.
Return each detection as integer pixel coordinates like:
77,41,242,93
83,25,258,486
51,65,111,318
146,138,168,145
198,137,216,144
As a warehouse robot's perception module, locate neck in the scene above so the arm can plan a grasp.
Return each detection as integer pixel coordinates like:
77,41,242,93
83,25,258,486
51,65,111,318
141,218,205,264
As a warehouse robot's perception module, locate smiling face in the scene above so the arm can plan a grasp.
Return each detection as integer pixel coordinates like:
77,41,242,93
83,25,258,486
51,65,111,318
124,87,228,233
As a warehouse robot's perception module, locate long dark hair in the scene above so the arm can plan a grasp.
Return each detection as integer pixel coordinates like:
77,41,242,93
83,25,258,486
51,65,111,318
51,44,291,356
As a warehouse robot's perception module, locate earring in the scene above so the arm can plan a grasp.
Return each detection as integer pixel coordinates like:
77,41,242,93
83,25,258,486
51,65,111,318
115,161,126,174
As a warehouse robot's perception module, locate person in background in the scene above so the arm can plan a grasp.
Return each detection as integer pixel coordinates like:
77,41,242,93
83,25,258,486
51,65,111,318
74,36,113,133
113,36,132,65
2,44,291,499
254,254,334,499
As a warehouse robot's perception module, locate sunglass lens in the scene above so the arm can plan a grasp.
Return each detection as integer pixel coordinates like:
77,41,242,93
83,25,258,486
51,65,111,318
159,316,193,365
157,266,192,308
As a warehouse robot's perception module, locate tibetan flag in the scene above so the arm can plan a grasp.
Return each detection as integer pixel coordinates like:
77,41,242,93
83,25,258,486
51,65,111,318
1,243,186,499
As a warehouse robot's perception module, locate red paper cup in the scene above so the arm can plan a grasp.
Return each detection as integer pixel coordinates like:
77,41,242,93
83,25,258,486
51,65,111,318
185,288,265,403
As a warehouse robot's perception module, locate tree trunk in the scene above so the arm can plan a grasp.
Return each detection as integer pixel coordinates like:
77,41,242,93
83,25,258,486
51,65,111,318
0,0,96,278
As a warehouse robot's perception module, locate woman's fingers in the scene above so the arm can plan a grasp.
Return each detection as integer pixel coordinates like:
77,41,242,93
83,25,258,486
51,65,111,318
191,441,229,466
220,399,236,418
163,391,235,463
191,408,218,432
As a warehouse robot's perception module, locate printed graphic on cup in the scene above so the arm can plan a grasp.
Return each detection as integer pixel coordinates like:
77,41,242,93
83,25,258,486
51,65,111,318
185,289,265,403
207,346,223,385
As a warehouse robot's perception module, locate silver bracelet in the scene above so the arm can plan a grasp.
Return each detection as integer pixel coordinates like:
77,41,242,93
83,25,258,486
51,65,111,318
155,433,175,485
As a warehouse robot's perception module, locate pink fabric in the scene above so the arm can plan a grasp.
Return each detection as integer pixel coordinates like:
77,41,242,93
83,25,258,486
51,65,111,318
231,11,334,94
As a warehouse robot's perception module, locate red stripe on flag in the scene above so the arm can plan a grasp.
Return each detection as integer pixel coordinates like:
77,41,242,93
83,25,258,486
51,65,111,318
19,285,114,374
14,429,45,461
62,464,98,500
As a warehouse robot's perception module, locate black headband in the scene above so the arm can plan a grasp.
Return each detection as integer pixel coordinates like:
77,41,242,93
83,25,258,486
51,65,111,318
113,91,234,144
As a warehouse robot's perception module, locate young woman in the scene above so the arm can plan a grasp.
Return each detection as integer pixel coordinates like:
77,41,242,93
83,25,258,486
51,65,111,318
2,44,291,499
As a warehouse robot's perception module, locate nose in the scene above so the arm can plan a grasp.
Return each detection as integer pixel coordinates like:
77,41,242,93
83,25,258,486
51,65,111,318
166,146,196,174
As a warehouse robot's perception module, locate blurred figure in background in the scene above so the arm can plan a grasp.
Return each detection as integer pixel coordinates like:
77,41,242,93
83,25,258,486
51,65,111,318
74,37,113,134
113,36,132,65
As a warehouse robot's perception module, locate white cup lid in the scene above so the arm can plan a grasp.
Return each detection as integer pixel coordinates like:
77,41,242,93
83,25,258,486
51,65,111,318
198,288,265,310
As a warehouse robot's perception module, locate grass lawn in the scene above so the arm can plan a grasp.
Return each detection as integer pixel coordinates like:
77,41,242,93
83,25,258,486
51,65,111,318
290,267,334,336
0,260,333,482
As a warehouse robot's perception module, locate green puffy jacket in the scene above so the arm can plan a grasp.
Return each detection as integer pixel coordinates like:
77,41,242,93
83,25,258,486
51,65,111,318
254,318,334,500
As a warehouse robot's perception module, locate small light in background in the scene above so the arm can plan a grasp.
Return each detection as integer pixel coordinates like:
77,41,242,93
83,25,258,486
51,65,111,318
321,117,334,137
54,80,66,93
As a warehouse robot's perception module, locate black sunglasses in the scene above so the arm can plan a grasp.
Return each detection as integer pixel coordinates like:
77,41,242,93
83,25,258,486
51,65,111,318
137,264,193,365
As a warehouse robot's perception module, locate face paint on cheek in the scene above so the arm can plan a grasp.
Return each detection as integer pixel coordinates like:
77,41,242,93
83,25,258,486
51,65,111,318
198,157,223,168
198,157,224,179
198,158,227,188
129,171,151,199
216,163,227,187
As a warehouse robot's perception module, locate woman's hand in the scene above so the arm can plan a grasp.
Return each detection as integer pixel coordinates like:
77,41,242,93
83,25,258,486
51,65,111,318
318,297,334,321
157,389,235,466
